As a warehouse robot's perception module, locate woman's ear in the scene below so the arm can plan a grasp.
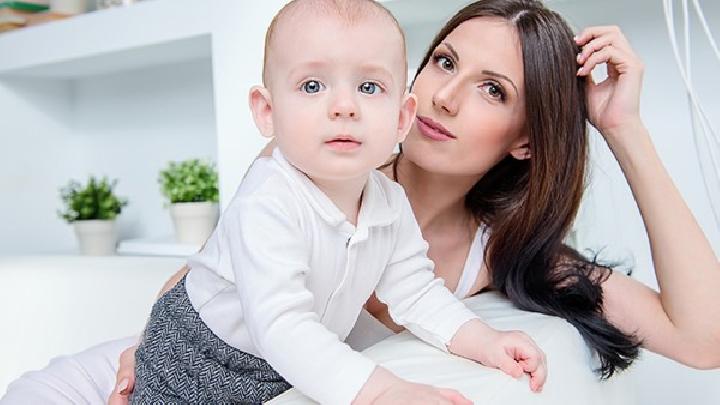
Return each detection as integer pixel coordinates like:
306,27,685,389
509,135,531,160
248,86,274,138
396,91,418,143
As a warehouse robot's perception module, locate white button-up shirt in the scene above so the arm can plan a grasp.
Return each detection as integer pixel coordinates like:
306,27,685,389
185,148,479,404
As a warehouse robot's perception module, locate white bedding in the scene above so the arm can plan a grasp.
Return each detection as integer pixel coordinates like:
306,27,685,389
270,291,636,404
0,256,637,404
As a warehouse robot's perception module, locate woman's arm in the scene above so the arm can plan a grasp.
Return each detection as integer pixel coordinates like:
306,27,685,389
601,123,720,369
576,26,720,369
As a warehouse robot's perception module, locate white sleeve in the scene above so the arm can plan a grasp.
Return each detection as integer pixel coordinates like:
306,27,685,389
375,196,480,351
226,196,376,405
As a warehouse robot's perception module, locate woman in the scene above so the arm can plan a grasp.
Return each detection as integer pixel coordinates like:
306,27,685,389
7,0,719,404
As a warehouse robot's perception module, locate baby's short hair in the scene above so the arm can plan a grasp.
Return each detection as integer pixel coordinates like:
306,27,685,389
262,0,407,87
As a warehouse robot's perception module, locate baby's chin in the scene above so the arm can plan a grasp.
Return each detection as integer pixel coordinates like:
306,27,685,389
296,165,373,184
288,157,366,179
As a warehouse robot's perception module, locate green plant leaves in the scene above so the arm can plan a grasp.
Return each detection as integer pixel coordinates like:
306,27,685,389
158,159,219,204
58,176,128,223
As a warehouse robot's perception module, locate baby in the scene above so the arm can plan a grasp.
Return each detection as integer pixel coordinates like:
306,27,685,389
130,0,546,403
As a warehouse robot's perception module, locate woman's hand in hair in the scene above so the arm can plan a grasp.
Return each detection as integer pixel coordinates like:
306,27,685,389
575,26,645,136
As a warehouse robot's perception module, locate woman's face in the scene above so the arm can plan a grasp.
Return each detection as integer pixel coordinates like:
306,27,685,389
405,17,528,177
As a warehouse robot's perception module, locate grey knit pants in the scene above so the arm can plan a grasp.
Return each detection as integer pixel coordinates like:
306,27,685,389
131,276,291,404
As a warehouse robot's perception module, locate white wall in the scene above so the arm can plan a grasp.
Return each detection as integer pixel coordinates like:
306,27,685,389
0,58,217,254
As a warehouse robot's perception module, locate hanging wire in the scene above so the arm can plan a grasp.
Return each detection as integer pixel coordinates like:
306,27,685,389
662,0,720,230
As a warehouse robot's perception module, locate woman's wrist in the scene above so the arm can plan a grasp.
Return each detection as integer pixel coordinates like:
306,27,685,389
598,118,653,160
598,117,646,145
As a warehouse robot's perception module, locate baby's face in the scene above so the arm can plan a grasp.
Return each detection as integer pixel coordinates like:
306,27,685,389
265,13,409,181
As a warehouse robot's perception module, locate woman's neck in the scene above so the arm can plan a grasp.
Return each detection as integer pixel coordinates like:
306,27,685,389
392,155,481,233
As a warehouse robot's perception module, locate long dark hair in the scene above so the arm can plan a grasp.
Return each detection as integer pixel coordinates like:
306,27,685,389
398,0,640,378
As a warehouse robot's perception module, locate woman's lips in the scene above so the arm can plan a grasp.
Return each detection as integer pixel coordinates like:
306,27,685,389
325,135,362,151
416,116,456,142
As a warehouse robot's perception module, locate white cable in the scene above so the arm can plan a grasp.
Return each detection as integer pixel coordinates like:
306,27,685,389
691,0,720,149
686,0,720,149
692,0,720,64
683,0,690,84
663,0,720,152
662,0,720,229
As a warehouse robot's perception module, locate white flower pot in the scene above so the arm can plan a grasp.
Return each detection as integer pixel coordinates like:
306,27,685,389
50,0,88,15
169,202,219,245
73,219,117,256
97,0,138,9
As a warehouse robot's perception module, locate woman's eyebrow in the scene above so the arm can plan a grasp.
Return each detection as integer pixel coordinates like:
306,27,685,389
482,70,519,96
442,42,460,63
442,42,519,97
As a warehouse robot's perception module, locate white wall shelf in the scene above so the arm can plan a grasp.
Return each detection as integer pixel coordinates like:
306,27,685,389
117,237,200,257
0,0,212,78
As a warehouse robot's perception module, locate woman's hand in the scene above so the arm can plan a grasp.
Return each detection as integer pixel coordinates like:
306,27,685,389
107,344,137,405
575,26,645,136
577,28,720,371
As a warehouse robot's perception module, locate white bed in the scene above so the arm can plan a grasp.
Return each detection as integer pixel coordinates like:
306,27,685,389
0,255,183,399
0,255,637,404
271,291,636,404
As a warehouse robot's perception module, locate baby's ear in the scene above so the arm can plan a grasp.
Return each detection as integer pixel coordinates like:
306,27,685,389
397,91,418,143
248,86,274,138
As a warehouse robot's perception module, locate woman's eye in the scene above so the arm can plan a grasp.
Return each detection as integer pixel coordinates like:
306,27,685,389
301,80,324,94
481,82,505,101
359,81,382,95
434,55,455,72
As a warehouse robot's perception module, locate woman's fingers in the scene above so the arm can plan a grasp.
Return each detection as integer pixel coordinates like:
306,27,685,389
575,26,642,77
107,345,138,404
107,390,129,405
115,345,138,395
575,25,626,47
577,36,614,65
577,45,632,77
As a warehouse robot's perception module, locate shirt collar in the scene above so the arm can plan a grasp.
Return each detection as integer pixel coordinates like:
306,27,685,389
271,148,400,232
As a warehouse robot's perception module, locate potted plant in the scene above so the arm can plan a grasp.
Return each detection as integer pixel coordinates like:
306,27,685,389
58,176,128,255
158,159,219,245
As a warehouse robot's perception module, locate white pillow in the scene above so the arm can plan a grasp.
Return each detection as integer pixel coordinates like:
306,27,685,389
269,292,636,404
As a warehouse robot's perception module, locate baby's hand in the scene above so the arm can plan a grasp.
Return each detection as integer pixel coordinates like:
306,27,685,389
372,381,472,405
355,366,472,405
450,320,547,392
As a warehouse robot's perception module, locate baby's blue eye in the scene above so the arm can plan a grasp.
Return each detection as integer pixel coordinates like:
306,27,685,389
301,80,324,94
359,81,381,95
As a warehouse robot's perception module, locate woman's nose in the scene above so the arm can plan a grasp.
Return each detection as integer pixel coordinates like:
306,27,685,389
432,79,460,116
